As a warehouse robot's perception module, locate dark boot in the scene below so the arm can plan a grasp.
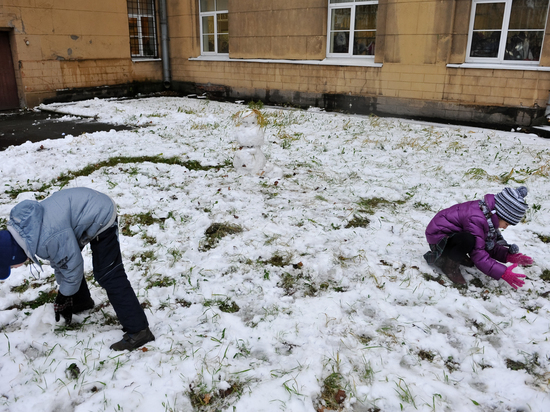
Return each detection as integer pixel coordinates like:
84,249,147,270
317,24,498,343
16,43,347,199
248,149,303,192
110,327,155,351
73,297,95,313
434,256,467,285
460,256,475,267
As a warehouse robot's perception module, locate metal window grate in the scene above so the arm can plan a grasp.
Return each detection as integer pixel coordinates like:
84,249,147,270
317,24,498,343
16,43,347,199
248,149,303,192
127,0,158,58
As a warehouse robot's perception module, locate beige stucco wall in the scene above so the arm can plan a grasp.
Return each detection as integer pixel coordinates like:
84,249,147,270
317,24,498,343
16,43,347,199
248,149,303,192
1,0,549,123
1,0,162,107
228,0,326,60
173,0,550,121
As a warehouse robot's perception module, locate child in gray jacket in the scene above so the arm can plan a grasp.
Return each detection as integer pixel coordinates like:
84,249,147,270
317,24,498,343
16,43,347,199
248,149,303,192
0,187,154,351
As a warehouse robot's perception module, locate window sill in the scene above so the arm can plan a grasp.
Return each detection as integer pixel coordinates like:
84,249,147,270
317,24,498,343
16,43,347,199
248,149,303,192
189,55,383,68
131,57,162,62
447,62,550,71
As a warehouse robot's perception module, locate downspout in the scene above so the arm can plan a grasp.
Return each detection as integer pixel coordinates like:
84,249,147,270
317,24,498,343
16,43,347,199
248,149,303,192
159,0,171,88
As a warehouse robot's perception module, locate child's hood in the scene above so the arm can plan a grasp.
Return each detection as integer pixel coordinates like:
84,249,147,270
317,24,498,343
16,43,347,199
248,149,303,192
7,200,44,263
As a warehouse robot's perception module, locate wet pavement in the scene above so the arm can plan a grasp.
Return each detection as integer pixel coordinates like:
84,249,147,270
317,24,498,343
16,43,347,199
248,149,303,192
0,109,130,150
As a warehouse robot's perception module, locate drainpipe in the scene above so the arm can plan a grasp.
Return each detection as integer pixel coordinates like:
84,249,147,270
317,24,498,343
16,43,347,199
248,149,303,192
159,0,171,88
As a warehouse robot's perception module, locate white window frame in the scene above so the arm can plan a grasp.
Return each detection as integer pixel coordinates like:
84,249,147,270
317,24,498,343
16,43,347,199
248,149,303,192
326,0,378,59
466,0,549,65
199,0,229,55
127,0,158,58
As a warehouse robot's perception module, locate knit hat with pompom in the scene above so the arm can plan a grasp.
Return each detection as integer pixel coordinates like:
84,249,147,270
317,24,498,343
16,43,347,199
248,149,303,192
495,186,528,225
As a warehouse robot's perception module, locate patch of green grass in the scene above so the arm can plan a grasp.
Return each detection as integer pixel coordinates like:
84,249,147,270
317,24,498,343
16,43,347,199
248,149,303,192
418,350,435,362
319,279,346,294
356,197,379,214
5,156,225,199
28,290,57,309
537,233,550,243
505,353,541,376
470,277,484,289
66,363,81,380
130,250,155,264
101,312,119,326
464,168,492,181
10,279,31,293
445,356,460,373
203,298,240,313
188,380,245,412
247,100,264,110
422,272,445,285
199,223,243,251
121,212,170,236
506,359,528,371
146,275,176,289
260,253,291,267
355,334,373,345
413,201,432,211
176,298,191,308
540,269,550,282
7,289,57,310
319,373,347,411
141,233,156,245
394,378,416,409
275,270,314,297
345,215,370,228
278,272,298,296
356,197,404,214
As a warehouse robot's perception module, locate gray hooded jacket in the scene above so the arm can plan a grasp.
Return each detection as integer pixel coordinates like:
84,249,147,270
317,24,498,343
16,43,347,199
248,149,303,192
7,188,117,295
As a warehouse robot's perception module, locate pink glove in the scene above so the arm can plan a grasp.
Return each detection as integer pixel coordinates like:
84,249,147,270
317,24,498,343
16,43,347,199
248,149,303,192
506,253,533,266
501,264,526,290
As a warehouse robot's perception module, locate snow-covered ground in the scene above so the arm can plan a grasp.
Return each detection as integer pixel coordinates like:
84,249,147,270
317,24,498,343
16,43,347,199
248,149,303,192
1,96,550,412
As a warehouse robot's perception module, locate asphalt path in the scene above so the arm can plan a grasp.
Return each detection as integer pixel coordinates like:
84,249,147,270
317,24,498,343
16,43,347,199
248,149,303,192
0,109,130,150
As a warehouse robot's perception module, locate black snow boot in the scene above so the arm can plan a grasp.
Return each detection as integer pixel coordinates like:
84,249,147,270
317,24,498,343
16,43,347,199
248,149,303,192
460,256,475,267
110,327,155,351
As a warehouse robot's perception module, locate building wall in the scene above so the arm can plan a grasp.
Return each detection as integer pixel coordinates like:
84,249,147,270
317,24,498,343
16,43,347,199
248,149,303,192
1,0,162,107
169,0,550,126
1,0,550,127
229,0,326,60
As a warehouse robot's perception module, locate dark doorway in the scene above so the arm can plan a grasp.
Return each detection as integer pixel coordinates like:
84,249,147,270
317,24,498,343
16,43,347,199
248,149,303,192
0,31,19,110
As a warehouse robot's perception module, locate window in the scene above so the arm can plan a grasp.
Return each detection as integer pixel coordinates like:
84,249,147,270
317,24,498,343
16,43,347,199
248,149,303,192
467,0,549,64
327,0,378,57
127,0,158,58
199,0,229,54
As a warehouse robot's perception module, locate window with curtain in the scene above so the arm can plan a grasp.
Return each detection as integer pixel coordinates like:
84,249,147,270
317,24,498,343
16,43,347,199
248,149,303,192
127,0,159,58
327,0,378,57
467,0,549,63
199,0,229,54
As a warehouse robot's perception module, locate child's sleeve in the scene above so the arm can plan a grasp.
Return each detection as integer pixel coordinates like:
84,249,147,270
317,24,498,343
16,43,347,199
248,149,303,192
490,244,509,263
464,214,507,280
44,230,84,296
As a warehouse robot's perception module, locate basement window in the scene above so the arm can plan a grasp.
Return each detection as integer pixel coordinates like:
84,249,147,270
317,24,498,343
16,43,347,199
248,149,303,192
466,0,549,64
199,0,229,55
327,0,378,58
127,0,159,58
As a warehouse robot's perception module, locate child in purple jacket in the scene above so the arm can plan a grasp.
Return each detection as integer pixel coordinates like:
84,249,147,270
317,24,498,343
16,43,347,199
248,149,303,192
424,186,532,288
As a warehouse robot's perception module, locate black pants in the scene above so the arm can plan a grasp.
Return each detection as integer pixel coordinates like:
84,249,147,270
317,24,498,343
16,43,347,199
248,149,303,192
441,232,475,263
73,223,148,334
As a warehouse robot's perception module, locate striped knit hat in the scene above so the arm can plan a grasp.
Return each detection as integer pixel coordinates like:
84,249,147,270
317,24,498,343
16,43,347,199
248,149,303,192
495,186,528,225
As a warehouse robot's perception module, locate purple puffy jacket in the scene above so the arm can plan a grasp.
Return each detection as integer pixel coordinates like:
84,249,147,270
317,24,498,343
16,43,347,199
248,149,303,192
425,194,509,280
